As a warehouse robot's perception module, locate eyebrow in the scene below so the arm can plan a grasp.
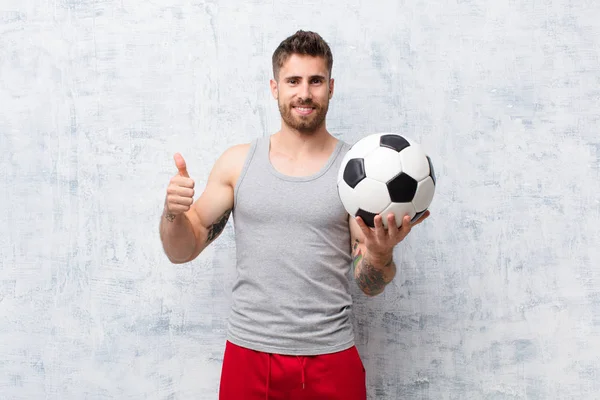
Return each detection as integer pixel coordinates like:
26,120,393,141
284,75,327,81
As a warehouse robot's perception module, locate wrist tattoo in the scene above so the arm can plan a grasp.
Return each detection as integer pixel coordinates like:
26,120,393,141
165,213,176,222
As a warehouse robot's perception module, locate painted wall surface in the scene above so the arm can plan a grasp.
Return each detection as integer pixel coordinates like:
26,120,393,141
1,0,599,399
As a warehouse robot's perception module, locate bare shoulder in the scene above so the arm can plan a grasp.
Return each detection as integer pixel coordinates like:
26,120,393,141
223,142,252,162
211,142,253,186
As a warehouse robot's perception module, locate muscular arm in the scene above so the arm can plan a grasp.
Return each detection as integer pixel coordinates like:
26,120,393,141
159,144,248,263
349,216,397,296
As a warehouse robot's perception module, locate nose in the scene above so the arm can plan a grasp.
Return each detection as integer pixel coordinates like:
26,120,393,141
298,82,312,101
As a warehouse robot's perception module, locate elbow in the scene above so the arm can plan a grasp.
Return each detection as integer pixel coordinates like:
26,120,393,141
354,279,386,297
360,285,385,297
160,237,200,265
168,256,189,264
163,245,197,264
165,244,203,264
354,269,393,297
165,253,190,264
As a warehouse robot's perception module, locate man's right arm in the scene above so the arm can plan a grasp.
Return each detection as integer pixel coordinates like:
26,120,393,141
159,145,247,263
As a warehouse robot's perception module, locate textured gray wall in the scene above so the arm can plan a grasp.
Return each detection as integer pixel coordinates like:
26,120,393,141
1,0,599,399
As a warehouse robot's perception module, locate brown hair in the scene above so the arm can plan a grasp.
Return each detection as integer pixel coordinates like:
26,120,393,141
272,30,333,81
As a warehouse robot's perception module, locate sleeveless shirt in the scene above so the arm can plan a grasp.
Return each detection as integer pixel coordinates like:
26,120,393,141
227,135,354,356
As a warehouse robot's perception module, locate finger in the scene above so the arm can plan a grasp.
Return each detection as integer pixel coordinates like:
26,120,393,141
387,213,399,238
167,185,195,198
168,195,194,206
166,201,191,212
173,153,190,178
401,214,412,235
170,176,195,189
355,216,373,238
374,215,386,239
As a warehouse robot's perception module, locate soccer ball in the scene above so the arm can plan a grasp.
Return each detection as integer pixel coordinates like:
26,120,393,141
337,133,436,228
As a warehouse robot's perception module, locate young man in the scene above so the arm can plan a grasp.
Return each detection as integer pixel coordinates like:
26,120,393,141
159,30,429,400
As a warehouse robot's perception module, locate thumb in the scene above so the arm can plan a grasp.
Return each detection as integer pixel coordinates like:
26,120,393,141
173,153,189,178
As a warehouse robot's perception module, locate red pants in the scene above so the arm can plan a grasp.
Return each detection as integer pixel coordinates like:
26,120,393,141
219,341,367,400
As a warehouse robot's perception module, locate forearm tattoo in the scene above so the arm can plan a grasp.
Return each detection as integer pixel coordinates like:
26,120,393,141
352,239,395,296
352,240,362,271
165,213,176,222
357,257,393,296
206,209,231,243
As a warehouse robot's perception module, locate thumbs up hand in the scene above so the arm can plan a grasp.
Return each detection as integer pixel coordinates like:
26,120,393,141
165,153,195,218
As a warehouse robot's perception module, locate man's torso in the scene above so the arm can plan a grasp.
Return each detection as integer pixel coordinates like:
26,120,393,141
223,134,355,355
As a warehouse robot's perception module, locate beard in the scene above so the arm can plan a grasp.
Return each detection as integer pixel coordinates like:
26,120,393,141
278,97,329,134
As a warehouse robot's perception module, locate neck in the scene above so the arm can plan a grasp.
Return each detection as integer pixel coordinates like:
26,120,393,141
275,123,334,153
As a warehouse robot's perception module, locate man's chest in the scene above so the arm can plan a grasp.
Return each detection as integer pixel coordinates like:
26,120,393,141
269,152,331,177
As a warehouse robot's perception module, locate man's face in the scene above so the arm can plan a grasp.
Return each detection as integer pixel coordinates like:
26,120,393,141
270,54,334,134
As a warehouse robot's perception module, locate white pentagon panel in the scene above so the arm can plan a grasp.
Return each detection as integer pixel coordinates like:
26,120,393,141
337,180,360,215
353,177,391,214
412,176,435,212
353,133,385,153
345,134,382,157
399,144,430,181
363,146,403,184
380,202,417,229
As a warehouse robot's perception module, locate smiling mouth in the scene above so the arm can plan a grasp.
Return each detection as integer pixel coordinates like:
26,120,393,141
293,106,315,115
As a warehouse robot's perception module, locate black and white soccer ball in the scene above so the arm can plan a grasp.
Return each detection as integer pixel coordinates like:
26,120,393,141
337,133,436,228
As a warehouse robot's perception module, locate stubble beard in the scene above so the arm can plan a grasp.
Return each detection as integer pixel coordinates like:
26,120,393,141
278,98,329,135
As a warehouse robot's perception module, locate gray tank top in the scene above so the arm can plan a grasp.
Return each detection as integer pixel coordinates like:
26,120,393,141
227,135,354,356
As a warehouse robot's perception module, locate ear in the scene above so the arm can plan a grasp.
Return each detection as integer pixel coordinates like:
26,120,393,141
328,78,335,99
270,79,279,100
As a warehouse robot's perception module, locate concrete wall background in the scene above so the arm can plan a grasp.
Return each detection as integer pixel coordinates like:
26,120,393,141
1,0,599,399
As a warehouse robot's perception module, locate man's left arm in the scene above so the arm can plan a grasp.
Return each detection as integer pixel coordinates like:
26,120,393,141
349,211,430,297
